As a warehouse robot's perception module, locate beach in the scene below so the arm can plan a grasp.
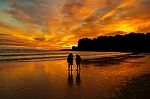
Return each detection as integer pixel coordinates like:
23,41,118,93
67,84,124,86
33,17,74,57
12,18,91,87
0,52,150,99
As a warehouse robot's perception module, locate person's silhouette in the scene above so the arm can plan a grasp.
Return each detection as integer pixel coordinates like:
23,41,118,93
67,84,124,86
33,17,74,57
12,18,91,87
67,53,73,71
76,54,81,71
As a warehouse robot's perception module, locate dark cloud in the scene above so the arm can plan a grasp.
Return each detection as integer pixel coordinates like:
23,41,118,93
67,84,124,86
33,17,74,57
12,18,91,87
6,0,61,33
34,37,45,41
0,33,11,36
62,0,85,16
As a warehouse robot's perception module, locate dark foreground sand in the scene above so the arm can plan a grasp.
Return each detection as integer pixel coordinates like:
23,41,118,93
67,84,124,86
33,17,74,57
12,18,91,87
0,53,150,99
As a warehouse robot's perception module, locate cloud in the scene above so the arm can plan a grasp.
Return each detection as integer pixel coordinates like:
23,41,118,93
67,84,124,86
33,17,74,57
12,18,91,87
0,0,150,49
7,0,63,33
34,37,45,41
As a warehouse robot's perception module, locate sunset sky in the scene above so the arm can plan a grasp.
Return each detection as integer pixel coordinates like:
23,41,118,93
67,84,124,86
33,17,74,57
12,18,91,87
0,0,150,49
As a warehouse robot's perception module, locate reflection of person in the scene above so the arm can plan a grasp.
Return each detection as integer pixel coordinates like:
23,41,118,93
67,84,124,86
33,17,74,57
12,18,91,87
76,54,81,71
76,69,81,86
67,69,81,86
67,53,73,71
68,71,73,86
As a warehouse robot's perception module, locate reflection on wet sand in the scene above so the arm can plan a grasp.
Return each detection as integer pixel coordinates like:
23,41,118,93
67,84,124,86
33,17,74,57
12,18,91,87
76,70,81,86
0,54,150,99
68,70,73,86
116,73,150,99
67,69,81,86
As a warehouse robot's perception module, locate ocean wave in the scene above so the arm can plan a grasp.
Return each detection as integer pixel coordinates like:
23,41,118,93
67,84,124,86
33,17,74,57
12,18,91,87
0,51,128,62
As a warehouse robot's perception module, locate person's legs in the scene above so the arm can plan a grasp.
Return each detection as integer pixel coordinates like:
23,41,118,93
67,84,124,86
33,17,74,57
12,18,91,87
68,64,70,71
71,65,73,71
76,64,79,71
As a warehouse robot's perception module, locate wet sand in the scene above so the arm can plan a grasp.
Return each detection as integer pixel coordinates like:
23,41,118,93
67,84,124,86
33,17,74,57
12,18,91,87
0,53,150,99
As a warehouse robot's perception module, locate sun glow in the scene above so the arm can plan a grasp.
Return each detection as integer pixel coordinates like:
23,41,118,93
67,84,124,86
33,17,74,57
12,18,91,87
116,24,135,33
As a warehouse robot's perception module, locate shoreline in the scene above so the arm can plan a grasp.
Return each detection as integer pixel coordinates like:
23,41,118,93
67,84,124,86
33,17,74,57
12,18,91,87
0,52,147,63
0,52,130,63
82,52,145,61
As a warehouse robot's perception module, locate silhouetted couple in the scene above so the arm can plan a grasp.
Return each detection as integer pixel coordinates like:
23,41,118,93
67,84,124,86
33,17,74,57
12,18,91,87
67,53,81,71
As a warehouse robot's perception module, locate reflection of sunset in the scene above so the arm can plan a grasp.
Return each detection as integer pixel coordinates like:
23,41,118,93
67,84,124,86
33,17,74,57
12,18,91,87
0,0,150,49
1,55,150,99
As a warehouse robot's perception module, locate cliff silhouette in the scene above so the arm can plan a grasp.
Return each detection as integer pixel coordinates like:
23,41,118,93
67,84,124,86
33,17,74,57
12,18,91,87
72,32,150,52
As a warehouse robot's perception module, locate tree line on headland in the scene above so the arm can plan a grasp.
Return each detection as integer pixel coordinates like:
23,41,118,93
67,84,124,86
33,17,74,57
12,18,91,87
72,32,150,52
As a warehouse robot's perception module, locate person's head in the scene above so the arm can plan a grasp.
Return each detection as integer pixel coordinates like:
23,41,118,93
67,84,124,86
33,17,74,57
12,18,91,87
69,53,73,56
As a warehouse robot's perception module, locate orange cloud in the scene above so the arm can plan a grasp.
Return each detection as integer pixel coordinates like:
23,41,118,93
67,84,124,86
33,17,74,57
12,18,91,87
0,0,150,49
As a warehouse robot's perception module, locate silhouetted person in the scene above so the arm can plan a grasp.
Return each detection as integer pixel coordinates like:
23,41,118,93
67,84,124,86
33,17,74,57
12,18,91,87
68,70,73,86
67,53,73,71
76,69,81,86
76,54,81,71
